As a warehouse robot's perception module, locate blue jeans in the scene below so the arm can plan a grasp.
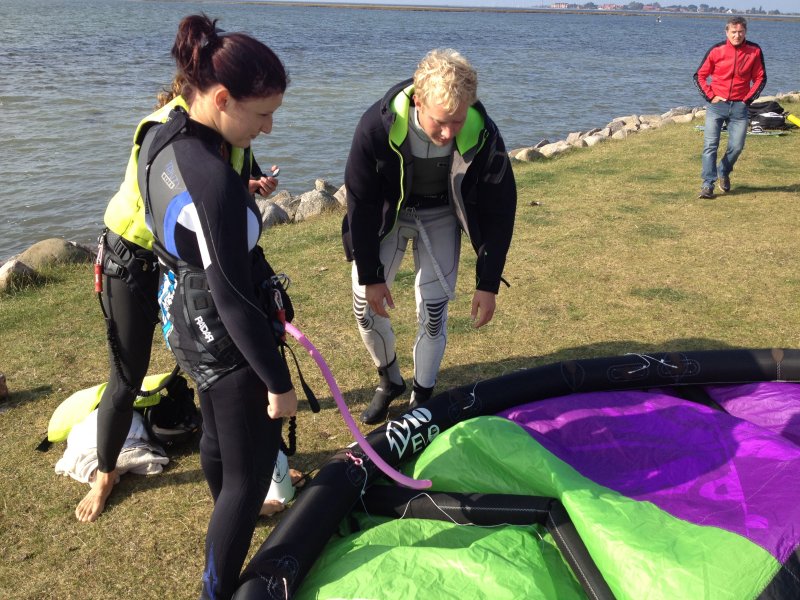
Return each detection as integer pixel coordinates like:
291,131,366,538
701,100,748,188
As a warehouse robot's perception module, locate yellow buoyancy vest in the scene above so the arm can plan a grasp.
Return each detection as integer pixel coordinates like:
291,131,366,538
47,372,176,443
103,97,251,250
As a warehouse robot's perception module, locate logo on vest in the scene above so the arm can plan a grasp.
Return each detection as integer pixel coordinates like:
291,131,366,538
194,316,215,343
161,161,180,190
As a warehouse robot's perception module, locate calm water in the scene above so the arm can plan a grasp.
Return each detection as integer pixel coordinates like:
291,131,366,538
1,0,797,260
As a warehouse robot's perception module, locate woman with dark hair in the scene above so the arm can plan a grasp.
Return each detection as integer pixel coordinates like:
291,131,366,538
138,14,296,599
76,77,281,523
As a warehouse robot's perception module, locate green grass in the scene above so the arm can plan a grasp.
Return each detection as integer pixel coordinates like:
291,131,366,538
1,103,799,599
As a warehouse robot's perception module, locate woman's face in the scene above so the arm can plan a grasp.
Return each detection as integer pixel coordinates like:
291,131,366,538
220,93,283,148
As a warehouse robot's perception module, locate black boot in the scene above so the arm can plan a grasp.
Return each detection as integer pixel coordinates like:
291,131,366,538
360,363,406,425
408,380,434,410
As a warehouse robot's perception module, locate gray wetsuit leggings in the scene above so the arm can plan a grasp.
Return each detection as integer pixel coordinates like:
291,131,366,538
352,205,460,389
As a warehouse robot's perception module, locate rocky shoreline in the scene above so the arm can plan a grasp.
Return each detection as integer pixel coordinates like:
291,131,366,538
2,91,798,293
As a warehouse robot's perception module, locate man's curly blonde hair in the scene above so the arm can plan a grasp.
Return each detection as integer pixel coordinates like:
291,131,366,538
413,49,477,114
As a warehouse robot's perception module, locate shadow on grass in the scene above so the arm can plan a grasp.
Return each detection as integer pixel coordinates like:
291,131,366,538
1,384,53,412
728,183,800,194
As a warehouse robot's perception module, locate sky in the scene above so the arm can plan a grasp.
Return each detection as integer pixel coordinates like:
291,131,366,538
266,1,799,14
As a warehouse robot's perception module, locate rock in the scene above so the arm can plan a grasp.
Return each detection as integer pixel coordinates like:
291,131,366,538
533,139,551,149
0,259,39,293
515,147,545,162
639,114,663,127
607,120,625,134
314,178,339,196
661,106,694,119
611,128,629,140
565,131,583,145
272,191,301,222
17,238,92,270
258,200,291,228
334,184,347,208
294,190,339,223
694,109,706,120
538,140,571,158
670,114,694,124
611,115,641,127
583,135,605,147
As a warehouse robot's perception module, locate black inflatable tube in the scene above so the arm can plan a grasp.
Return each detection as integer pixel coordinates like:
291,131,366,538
235,348,800,599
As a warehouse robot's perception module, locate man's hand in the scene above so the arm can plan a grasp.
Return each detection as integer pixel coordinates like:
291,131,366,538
471,290,496,328
365,283,394,318
267,388,298,420
711,96,726,103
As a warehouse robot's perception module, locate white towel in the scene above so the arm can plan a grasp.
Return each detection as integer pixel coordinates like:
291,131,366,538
55,409,168,484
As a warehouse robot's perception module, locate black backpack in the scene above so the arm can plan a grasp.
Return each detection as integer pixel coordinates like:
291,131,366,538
748,100,787,130
142,375,202,447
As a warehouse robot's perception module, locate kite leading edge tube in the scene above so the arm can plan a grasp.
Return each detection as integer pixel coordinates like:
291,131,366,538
284,322,432,490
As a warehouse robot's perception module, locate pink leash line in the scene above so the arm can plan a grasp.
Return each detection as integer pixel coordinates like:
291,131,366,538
284,322,432,490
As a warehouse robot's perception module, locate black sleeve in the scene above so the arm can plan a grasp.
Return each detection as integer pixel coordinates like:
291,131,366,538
344,105,389,285
474,125,517,293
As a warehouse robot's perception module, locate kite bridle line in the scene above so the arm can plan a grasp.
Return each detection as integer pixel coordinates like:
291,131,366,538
284,322,432,490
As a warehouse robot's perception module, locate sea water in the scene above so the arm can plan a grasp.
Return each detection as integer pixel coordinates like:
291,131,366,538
1,0,797,260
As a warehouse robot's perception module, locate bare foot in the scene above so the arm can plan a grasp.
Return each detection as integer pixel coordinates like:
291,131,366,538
260,499,286,517
75,469,118,523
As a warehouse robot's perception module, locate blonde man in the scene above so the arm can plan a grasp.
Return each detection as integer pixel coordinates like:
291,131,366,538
342,49,517,424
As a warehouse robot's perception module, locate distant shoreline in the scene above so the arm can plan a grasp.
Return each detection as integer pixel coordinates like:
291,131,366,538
243,2,800,21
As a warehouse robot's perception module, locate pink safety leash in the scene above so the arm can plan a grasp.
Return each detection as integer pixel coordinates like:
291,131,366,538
284,322,432,490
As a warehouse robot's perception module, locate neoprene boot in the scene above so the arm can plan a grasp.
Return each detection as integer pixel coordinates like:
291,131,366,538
360,360,406,425
408,379,434,410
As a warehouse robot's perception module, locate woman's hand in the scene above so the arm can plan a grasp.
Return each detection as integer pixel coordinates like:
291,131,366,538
250,164,280,197
267,388,298,419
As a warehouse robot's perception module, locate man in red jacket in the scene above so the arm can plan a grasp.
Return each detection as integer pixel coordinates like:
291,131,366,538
693,16,766,199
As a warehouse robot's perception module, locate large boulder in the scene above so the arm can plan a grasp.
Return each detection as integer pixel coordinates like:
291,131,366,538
17,238,93,270
258,200,291,228
515,147,545,162
294,190,339,223
0,259,39,293
272,190,301,222
538,140,571,158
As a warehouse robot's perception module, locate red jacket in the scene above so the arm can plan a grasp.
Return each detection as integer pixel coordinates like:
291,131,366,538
693,39,766,104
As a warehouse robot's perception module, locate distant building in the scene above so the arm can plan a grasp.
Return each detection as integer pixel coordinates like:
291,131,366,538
551,2,570,7
599,3,624,9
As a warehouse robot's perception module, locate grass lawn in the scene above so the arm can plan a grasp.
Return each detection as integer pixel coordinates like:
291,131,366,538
0,102,798,599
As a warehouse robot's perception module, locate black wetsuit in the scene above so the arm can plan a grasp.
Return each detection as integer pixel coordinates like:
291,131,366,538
96,96,262,476
95,238,159,473
140,108,291,600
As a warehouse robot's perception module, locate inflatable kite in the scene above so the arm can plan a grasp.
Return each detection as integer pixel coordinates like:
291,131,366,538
234,348,800,599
